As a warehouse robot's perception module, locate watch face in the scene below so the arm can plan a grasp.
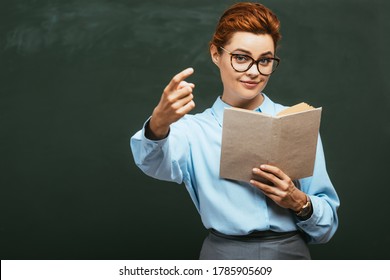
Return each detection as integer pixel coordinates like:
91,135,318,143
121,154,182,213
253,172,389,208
300,207,310,216
298,200,312,217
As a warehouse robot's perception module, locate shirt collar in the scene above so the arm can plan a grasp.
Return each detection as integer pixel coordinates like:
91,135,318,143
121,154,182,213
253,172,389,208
211,93,276,127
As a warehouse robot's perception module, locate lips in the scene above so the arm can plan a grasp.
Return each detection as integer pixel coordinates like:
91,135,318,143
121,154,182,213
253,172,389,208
240,80,260,89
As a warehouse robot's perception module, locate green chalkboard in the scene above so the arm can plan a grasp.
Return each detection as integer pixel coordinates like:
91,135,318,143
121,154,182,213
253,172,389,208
1,0,390,259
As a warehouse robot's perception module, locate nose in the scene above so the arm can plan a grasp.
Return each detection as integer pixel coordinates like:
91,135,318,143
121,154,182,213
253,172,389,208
246,62,261,76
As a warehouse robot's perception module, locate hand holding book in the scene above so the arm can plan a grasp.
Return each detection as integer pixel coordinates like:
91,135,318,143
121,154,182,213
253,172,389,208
250,163,310,215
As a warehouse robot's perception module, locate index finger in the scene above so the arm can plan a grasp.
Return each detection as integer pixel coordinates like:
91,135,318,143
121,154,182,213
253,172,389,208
166,68,194,92
259,164,289,181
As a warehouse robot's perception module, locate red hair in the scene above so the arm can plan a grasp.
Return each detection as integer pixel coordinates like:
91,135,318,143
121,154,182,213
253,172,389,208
210,2,281,52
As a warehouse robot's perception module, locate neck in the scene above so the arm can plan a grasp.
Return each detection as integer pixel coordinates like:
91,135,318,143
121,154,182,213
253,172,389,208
222,93,264,110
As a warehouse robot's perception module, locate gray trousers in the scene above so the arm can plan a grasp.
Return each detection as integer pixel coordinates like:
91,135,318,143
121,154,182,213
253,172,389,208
199,231,311,260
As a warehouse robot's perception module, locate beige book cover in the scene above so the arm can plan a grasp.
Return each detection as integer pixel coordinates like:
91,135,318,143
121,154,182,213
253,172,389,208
219,103,322,182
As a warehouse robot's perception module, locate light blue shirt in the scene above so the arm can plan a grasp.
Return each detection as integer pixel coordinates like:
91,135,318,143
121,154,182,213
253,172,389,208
130,94,339,244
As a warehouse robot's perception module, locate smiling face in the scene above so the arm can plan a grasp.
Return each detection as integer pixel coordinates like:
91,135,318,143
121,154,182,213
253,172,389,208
210,32,276,110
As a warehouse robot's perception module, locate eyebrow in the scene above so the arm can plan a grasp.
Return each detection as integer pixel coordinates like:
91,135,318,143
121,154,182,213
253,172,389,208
233,48,274,57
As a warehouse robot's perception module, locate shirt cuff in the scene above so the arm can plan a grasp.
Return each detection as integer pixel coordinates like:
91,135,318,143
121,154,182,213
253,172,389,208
141,117,170,145
295,195,320,231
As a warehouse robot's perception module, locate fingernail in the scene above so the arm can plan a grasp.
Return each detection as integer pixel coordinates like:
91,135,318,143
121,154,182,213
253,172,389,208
252,168,259,173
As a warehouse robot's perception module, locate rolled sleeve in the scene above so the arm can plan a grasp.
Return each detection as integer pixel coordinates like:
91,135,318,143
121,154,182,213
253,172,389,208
130,118,187,184
296,136,340,244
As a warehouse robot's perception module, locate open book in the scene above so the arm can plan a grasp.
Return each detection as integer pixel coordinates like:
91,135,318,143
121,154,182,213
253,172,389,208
219,103,322,182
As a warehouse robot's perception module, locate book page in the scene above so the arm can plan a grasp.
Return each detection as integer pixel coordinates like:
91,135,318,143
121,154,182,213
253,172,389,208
276,102,314,117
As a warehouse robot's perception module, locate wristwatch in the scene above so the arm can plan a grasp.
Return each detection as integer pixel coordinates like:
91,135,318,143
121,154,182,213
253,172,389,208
296,195,312,218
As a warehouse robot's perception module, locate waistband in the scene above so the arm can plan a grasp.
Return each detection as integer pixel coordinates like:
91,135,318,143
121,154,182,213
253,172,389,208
209,229,299,242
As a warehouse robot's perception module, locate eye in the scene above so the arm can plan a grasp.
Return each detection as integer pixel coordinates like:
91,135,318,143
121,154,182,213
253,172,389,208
233,54,250,64
258,57,272,65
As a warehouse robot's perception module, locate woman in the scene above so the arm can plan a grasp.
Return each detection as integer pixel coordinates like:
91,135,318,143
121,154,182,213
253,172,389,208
131,2,339,259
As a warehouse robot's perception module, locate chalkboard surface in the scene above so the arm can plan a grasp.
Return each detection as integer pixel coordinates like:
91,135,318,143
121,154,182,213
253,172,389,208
1,0,390,259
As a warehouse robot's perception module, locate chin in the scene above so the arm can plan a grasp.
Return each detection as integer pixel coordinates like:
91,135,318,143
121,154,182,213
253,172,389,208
238,90,262,100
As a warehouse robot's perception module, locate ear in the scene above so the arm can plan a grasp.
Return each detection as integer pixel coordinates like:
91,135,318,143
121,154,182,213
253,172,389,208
210,44,220,67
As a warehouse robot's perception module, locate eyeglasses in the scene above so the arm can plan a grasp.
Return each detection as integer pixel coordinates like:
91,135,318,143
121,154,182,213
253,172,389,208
220,47,280,76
